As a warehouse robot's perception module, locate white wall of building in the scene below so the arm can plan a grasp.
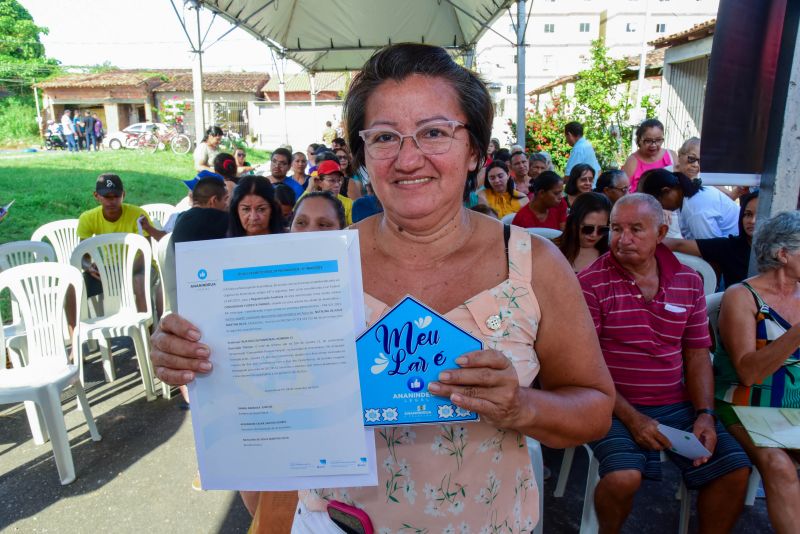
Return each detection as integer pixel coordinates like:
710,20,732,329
250,101,343,151
476,0,719,136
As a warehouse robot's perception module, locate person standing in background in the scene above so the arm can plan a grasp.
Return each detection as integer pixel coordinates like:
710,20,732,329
84,111,97,152
321,120,336,145
564,121,601,179
93,112,104,149
61,109,77,152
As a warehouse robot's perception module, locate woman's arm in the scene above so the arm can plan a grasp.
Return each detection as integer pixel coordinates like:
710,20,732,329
347,178,362,200
433,237,614,448
719,284,800,386
663,237,700,256
622,154,637,184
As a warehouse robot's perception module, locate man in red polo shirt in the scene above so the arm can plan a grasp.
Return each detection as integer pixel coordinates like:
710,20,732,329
579,193,750,533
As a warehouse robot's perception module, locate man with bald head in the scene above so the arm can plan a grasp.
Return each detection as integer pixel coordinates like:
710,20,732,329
579,194,750,533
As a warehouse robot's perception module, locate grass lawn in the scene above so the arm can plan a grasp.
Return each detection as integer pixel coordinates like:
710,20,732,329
0,149,260,244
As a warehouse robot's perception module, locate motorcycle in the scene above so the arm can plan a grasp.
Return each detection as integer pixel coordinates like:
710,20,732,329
44,133,67,150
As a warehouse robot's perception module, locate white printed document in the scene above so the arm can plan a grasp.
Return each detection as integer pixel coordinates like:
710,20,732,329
176,231,377,490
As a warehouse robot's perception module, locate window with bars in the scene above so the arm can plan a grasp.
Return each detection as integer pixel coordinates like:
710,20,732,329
544,23,555,33
579,22,591,32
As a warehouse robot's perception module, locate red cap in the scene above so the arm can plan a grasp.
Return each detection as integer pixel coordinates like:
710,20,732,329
316,160,343,177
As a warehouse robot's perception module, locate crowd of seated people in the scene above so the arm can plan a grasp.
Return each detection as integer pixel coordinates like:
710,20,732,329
44,109,797,534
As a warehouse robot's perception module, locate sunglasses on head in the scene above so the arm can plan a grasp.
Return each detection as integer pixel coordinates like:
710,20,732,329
581,224,609,236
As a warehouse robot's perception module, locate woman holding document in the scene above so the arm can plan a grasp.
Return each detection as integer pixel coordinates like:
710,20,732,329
152,43,614,532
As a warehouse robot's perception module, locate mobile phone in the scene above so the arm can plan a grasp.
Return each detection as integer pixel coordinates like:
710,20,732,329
326,500,374,534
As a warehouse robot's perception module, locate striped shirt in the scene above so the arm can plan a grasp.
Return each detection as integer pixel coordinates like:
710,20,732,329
579,245,710,405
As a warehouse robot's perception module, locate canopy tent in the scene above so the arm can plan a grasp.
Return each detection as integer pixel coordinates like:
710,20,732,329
177,0,527,143
195,0,516,72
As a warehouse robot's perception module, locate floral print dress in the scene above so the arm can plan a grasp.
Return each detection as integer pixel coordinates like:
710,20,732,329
299,226,543,534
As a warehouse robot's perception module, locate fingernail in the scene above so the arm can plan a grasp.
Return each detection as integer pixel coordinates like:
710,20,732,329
188,329,201,341
439,372,451,381
182,372,194,382
197,346,210,357
455,356,467,365
199,361,212,372
428,382,441,392
451,393,463,403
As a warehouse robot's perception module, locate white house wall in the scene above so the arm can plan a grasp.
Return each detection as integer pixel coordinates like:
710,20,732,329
249,101,343,151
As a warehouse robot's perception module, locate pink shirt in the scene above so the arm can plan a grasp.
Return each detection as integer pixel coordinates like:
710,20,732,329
578,245,710,406
629,150,673,192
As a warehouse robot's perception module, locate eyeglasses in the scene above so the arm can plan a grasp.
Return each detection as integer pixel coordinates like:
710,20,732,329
271,159,289,166
609,186,630,194
359,120,466,160
642,138,664,146
319,176,342,184
337,155,350,161
581,224,610,236
686,156,700,164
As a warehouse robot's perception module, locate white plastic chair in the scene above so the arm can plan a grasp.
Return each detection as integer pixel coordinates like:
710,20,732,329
527,227,562,240
141,203,177,230
501,213,516,225
0,240,57,337
579,445,690,534
526,438,545,534
156,233,177,316
31,219,81,265
675,252,717,295
70,233,157,401
0,262,101,485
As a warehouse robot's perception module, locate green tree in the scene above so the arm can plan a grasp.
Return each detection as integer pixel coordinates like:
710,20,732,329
526,39,649,171
0,0,58,87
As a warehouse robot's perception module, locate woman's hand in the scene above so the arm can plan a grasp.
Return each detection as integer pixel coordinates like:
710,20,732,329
428,349,525,429
150,313,213,385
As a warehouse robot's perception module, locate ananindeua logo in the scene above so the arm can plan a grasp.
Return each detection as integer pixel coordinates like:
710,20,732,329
197,269,208,280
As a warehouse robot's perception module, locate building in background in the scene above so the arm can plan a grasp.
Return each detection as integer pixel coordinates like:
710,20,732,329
651,19,716,150
475,0,719,138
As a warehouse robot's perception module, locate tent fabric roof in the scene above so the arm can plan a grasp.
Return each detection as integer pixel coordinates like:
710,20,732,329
198,0,515,72
261,71,350,93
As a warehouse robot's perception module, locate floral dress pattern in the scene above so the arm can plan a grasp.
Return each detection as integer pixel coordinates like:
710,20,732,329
300,226,542,533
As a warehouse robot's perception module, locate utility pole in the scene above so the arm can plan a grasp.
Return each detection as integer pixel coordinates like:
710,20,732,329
516,0,527,147
632,0,651,148
190,1,206,144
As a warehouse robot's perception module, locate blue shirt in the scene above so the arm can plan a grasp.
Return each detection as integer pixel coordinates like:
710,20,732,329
274,176,304,198
565,137,601,180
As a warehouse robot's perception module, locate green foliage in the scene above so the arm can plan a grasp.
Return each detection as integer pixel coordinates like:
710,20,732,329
526,39,639,171
523,96,572,173
641,94,660,120
0,0,58,88
0,150,192,244
0,96,37,144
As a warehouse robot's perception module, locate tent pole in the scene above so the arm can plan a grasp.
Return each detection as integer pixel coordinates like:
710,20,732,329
516,0,527,147
310,72,317,123
191,3,206,143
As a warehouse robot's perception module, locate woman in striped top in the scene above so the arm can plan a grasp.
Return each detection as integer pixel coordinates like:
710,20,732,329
714,211,800,534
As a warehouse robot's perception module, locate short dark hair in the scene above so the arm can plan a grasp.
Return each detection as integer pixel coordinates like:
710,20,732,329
344,43,493,171
493,148,511,162
594,169,626,193
470,204,499,219
274,183,297,209
565,163,596,196
635,119,665,145
227,176,286,237
565,121,583,138
532,170,562,193
192,177,227,205
558,192,611,265
203,126,223,141
292,191,346,230
271,147,292,163
213,152,238,181
332,137,347,147
510,151,528,164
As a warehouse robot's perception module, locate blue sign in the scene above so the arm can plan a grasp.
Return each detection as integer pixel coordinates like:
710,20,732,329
357,296,482,426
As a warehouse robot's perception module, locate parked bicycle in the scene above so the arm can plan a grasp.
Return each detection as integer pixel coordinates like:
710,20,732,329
219,124,250,151
136,125,193,155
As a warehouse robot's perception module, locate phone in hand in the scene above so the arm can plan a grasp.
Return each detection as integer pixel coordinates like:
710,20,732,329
326,500,374,534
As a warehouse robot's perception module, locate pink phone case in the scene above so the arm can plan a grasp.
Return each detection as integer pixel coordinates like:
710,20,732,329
327,500,374,534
